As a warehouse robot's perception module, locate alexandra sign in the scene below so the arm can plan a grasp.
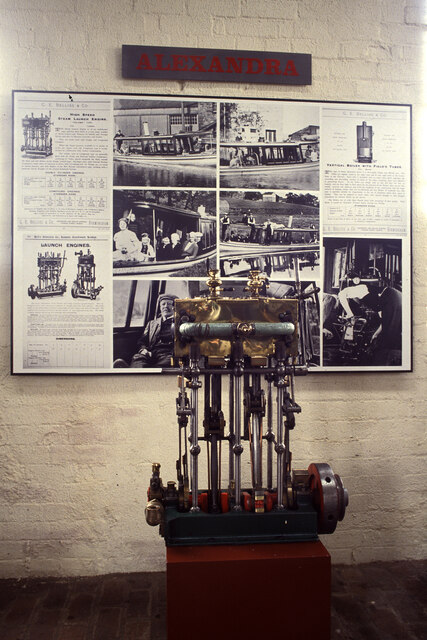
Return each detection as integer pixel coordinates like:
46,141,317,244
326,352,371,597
122,45,311,85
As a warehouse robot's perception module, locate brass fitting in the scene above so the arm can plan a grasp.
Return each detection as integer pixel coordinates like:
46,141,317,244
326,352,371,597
145,499,164,527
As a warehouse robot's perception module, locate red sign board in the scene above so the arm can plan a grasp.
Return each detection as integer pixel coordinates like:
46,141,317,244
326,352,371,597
122,45,311,85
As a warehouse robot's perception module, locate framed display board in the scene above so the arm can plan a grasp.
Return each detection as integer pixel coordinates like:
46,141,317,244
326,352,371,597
12,91,412,373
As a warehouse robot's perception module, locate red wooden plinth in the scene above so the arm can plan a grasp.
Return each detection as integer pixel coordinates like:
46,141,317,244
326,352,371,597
167,541,331,640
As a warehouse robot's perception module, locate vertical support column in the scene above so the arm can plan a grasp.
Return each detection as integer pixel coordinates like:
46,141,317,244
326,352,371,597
266,373,274,491
228,374,234,490
275,343,286,510
210,374,222,513
283,367,299,509
232,340,244,511
251,373,262,490
176,369,190,511
189,344,201,512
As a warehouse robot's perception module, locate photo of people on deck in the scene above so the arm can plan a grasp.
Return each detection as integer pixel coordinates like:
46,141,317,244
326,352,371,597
113,99,217,188
323,238,403,368
112,190,217,278
219,190,320,281
220,101,319,190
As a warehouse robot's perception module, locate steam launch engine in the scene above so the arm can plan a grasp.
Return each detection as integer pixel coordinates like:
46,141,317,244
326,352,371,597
21,112,53,157
28,251,67,299
71,250,103,300
146,270,348,546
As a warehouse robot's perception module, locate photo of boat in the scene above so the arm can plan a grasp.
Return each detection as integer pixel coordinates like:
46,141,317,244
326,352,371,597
221,250,320,281
113,191,217,278
220,100,320,189
113,98,217,187
220,141,319,189
114,250,216,277
221,141,318,171
221,237,318,257
114,131,216,166
219,190,319,263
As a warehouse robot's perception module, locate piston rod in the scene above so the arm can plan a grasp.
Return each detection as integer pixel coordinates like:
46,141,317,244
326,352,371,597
251,374,263,490
232,341,244,511
189,345,201,512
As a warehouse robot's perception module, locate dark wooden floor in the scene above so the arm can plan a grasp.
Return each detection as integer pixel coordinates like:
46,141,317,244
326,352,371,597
0,560,425,639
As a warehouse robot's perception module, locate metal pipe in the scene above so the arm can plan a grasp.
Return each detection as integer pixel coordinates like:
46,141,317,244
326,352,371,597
210,374,221,513
189,346,201,513
218,440,222,495
276,384,285,509
251,374,262,489
252,413,262,489
190,382,200,512
179,321,295,339
232,339,244,511
267,377,273,490
228,374,234,487
206,440,210,492
275,343,286,510
290,370,295,403
163,366,308,376
210,436,219,511
233,373,242,511
285,422,290,471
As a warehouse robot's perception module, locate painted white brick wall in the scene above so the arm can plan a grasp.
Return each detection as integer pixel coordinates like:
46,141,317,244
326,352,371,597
0,0,426,577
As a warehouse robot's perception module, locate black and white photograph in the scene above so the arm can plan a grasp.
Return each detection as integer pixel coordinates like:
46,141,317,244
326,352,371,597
219,190,319,281
260,279,320,368
113,99,217,188
221,252,320,281
113,279,188,369
113,278,320,370
322,237,403,368
220,101,319,190
112,190,217,278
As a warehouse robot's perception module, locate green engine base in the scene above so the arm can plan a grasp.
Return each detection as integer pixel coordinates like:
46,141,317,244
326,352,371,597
163,500,318,547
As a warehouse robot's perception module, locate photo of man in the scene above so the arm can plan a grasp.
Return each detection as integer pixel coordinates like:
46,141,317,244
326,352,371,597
129,293,177,368
322,238,403,368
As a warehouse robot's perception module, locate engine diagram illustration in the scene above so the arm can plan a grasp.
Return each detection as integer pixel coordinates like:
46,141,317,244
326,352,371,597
71,250,103,300
21,112,53,158
28,251,67,299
